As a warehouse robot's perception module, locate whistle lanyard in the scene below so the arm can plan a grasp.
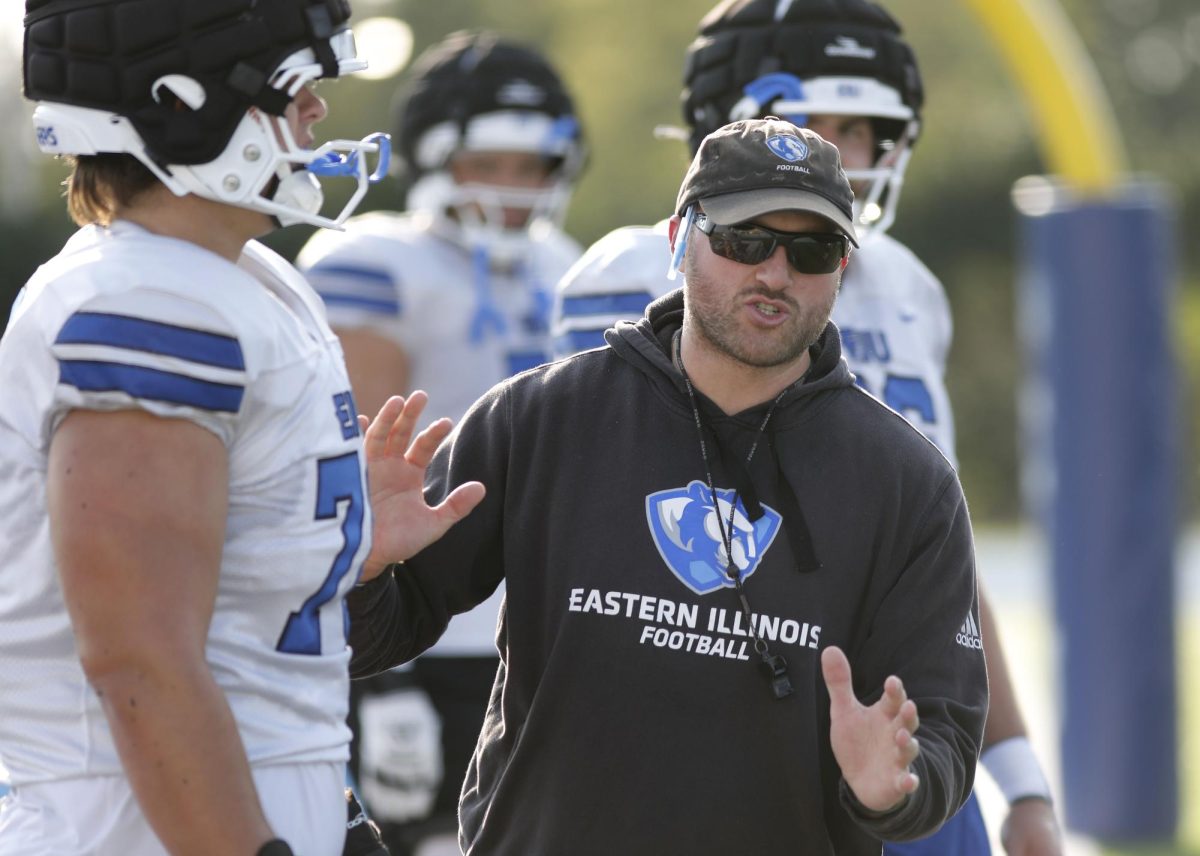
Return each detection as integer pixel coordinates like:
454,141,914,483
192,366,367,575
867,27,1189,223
674,333,795,699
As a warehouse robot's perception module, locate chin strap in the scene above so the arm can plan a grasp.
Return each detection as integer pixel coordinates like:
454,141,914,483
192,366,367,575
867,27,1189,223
226,62,291,116
305,2,346,79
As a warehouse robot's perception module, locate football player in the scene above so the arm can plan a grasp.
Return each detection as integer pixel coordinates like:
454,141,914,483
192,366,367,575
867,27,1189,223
295,30,586,856
552,1,1062,854
0,1,481,854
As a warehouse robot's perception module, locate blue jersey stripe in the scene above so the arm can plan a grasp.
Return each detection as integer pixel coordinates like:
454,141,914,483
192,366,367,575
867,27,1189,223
55,312,245,370
559,291,653,319
555,328,607,354
308,264,396,292
318,292,402,315
59,360,245,413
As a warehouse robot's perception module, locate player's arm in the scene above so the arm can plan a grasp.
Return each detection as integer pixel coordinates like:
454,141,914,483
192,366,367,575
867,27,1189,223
335,325,411,420
979,587,1063,855
48,409,278,856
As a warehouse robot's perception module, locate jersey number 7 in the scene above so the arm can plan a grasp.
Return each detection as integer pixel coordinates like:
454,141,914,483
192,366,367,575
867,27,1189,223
277,452,365,655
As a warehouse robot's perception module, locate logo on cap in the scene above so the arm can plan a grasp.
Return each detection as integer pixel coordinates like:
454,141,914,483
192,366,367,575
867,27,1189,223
765,134,809,163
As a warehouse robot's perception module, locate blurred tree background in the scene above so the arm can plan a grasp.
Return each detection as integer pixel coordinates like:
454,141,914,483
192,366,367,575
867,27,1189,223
1,0,1196,525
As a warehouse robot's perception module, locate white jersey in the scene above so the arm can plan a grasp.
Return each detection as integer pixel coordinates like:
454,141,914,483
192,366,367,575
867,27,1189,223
297,212,581,655
0,223,371,791
553,223,957,465
297,211,581,430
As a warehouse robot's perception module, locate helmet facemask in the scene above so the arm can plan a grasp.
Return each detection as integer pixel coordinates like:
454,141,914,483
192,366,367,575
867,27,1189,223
407,110,583,262
765,76,919,243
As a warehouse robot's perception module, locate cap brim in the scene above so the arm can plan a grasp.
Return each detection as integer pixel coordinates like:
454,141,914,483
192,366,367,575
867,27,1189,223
700,189,859,247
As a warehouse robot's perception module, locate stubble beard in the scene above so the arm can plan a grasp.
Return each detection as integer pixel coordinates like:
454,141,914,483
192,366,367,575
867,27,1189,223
685,265,839,369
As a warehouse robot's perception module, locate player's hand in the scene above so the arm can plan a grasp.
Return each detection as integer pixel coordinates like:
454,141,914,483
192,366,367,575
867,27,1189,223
821,645,920,812
1001,798,1062,856
358,392,484,581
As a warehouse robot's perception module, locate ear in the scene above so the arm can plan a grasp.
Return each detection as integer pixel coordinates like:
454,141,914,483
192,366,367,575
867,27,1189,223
667,214,682,252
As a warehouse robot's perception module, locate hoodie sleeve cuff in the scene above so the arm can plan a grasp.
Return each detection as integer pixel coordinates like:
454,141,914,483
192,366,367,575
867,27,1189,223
347,564,405,678
838,779,921,839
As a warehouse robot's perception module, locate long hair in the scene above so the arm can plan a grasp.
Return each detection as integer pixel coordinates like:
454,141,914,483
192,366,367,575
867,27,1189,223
64,154,158,226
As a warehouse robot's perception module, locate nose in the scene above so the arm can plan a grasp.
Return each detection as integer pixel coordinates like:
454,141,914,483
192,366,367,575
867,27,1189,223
755,244,794,289
295,85,328,127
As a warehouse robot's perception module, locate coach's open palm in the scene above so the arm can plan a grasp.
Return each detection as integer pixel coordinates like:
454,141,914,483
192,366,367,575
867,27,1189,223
821,645,921,812
358,391,485,582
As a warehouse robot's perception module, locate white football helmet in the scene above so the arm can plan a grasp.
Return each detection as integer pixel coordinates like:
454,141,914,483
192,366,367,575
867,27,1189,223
682,0,924,242
23,0,389,229
396,32,586,261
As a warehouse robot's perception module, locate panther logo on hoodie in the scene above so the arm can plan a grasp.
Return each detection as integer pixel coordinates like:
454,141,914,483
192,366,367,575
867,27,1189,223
646,481,782,595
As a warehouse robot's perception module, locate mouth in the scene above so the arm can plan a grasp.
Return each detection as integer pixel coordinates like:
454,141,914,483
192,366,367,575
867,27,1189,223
743,295,791,325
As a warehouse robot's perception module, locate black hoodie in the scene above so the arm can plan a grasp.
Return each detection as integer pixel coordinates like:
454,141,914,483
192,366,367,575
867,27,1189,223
349,291,987,855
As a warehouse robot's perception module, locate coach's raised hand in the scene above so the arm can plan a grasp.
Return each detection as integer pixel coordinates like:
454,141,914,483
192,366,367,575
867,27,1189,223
358,391,485,582
821,645,921,812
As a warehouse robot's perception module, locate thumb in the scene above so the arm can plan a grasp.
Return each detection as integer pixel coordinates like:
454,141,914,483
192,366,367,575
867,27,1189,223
433,481,486,528
821,645,857,714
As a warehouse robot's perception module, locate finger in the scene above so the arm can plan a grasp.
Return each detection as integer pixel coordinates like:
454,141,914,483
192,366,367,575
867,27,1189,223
384,390,429,456
820,646,857,714
364,396,405,459
406,417,454,468
357,414,370,433
895,730,919,767
897,698,919,735
879,674,907,718
895,770,919,796
430,481,486,528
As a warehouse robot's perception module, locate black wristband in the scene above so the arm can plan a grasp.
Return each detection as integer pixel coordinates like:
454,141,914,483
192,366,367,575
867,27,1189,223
256,840,294,856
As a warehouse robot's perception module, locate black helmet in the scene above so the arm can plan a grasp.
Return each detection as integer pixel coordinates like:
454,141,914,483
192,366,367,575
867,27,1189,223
394,31,586,240
397,31,584,176
25,0,357,165
681,0,923,238
23,0,387,227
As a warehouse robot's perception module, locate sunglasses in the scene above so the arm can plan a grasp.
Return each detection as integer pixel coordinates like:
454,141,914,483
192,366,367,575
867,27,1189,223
693,213,849,274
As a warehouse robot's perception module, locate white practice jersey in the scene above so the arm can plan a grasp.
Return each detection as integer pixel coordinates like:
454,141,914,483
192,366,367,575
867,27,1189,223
298,211,581,430
553,223,957,465
0,222,371,788
298,212,581,656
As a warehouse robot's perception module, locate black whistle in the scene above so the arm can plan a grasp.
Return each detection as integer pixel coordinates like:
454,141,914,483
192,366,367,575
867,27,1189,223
762,653,794,700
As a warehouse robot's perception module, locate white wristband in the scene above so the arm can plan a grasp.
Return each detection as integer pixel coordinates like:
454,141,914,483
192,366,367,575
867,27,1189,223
981,736,1053,805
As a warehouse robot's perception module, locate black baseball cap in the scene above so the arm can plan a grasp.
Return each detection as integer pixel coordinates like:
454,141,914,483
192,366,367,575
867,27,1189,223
675,117,858,246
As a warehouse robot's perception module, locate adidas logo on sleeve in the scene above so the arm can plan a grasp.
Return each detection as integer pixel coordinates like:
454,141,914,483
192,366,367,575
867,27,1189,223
956,613,984,650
